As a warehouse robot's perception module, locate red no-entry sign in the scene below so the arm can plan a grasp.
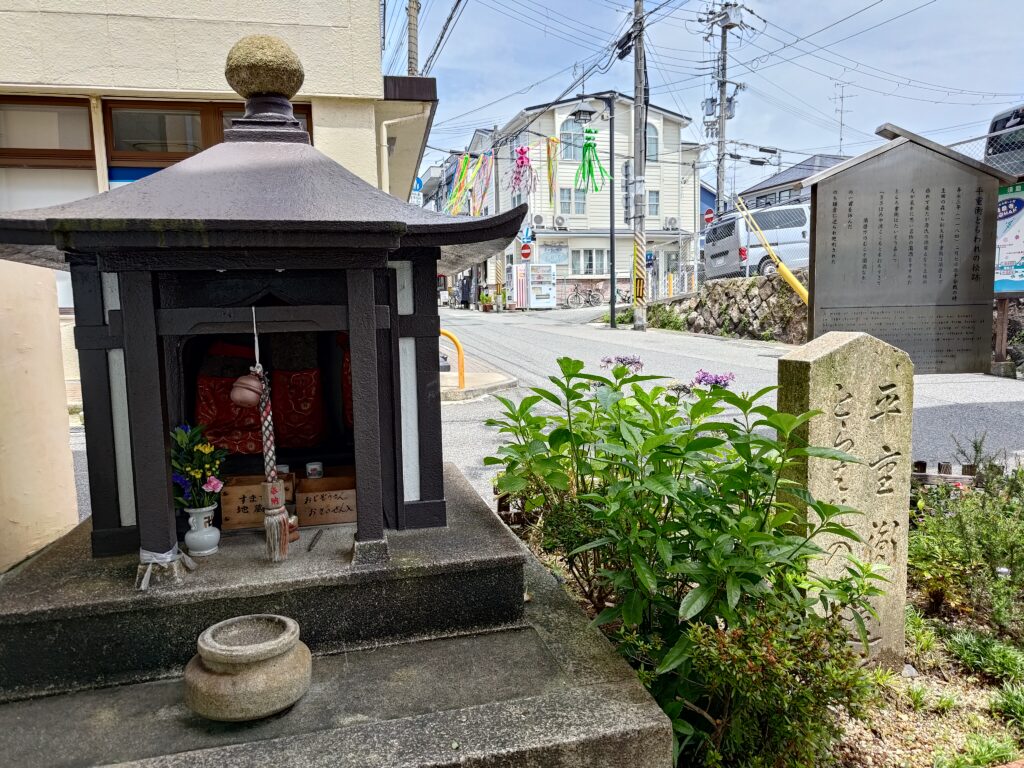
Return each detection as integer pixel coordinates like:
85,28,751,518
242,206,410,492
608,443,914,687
703,208,715,225
520,243,532,260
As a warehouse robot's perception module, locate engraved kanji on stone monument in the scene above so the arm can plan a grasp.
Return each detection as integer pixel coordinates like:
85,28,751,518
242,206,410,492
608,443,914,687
778,331,912,667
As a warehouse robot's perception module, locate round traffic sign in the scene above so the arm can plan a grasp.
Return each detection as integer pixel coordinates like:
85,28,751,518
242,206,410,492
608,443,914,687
703,208,715,225
521,243,532,260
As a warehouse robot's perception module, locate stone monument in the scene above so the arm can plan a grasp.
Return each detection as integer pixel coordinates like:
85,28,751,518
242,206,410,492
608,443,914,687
779,331,912,667
801,124,1015,374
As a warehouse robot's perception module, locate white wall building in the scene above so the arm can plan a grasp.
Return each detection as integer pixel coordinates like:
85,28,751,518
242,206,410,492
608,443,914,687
425,92,701,305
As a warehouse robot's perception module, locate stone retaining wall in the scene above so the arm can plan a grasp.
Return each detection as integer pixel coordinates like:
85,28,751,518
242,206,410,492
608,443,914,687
662,270,809,344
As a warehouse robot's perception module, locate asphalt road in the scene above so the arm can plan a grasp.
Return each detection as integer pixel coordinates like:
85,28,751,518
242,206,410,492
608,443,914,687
440,306,1024,504
67,307,1024,518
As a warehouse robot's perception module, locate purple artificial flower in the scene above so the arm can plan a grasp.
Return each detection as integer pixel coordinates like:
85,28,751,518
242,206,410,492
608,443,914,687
691,369,736,389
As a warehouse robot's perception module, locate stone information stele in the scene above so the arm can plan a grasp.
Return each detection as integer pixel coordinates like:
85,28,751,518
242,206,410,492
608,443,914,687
807,131,1003,374
778,331,912,667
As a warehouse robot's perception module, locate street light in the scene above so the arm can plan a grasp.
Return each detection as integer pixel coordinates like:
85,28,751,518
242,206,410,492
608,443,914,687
572,94,619,328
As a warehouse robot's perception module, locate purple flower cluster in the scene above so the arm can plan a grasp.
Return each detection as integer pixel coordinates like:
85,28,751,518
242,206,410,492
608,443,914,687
691,369,736,389
601,355,644,374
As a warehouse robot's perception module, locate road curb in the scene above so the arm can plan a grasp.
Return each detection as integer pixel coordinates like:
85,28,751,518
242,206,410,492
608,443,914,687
441,372,518,402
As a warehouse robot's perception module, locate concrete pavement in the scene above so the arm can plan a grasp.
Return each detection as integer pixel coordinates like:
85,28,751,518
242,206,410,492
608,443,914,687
440,307,1024,504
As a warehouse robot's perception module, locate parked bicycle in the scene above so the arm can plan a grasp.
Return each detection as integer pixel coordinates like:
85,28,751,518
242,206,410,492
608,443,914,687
564,283,603,309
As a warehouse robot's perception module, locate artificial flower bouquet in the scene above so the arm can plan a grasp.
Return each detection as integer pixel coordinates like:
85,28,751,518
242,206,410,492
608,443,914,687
170,424,228,510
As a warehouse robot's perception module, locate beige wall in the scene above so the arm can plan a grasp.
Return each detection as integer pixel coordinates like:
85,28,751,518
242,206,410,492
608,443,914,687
0,261,77,572
0,1,382,99
310,97,378,185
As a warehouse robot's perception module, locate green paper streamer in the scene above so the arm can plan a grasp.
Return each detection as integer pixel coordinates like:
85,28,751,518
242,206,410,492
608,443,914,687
574,127,609,193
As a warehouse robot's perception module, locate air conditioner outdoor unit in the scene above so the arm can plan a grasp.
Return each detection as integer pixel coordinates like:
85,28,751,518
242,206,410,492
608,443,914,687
665,217,679,230
553,215,568,230
532,214,545,228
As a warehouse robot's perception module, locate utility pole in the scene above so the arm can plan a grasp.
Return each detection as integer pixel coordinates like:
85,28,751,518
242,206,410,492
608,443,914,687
632,0,647,331
709,3,743,213
830,83,855,154
715,16,728,215
407,0,420,76
492,125,505,311
606,96,617,328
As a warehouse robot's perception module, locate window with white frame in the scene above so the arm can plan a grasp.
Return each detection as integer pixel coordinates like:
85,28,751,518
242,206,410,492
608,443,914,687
571,248,608,275
646,123,659,162
559,118,584,161
560,187,586,215
648,190,660,217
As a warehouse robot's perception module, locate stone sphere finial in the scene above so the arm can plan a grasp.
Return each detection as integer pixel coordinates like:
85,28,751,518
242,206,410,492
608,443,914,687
225,35,304,100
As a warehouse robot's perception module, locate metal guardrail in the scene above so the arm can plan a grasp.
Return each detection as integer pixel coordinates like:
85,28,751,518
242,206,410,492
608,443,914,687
439,329,465,390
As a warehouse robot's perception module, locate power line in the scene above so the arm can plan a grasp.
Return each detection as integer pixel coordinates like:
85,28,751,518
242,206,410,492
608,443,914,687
422,0,469,75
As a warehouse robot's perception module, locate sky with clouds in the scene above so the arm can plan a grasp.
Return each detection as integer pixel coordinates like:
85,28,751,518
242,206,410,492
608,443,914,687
385,0,1024,196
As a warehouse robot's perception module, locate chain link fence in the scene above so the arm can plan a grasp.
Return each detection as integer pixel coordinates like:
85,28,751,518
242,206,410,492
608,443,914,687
947,124,1024,179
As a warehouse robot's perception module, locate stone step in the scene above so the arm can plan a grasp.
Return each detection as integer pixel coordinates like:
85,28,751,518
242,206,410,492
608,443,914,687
0,465,526,702
0,557,672,768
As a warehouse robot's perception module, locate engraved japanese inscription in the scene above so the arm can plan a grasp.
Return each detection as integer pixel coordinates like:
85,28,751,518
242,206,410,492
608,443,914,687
809,140,999,373
779,331,913,667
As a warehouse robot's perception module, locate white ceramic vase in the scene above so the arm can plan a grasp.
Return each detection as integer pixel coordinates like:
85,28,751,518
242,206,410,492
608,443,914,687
185,504,220,556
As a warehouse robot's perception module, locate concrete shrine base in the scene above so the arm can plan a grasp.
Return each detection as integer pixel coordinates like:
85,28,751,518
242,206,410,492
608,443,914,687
0,542,672,767
0,465,528,703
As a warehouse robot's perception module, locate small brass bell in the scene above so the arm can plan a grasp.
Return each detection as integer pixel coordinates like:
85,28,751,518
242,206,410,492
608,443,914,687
230,373,263,408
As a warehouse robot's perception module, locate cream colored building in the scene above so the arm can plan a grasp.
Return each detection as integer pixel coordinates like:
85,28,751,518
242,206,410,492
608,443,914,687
424,92,701,304
0,2,433,570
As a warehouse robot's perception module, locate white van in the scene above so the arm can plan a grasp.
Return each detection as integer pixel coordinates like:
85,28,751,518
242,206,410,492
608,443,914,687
702,203,811,279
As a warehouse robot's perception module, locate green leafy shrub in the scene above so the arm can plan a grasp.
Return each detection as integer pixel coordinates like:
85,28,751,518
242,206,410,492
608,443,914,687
935,692,958,714
993,682,1024,731
909,467,1024,632
906,683,929,711
945,630,1024,683
934,733,1018,768
486,358,885,766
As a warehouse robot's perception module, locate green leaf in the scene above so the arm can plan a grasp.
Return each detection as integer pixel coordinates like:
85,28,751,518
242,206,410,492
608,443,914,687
545,471,571,491
726,575,741,609
643,474,678,497
683,436,727,453
592,605,621,627
850,610,870,652
655,634,693,674
656,538,674,567
530,387,562,407
548,427,572,451
632,552,660,594
557,357,585,377
622,590,644,627
678,583,715,620
641,433,676,453
791,445,863,463
568,536,614,557
496,474,528,493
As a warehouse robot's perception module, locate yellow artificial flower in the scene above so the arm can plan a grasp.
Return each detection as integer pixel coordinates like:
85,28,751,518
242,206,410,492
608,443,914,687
197,443,215,455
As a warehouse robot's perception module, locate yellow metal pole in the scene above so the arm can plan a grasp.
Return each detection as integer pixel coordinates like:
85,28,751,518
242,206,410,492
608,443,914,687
735,196,808,305
439,329,465,389
667,272,674,297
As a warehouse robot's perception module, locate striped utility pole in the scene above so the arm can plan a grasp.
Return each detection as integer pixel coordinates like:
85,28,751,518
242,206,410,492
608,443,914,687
631,0,648,330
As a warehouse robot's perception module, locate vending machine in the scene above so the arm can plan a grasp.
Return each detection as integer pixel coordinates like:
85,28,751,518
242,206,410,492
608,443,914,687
527,264,557,309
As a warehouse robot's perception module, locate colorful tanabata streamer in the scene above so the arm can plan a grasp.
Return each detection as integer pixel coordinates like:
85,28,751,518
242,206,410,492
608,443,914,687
574,127,609,192
546,137,559,206
446,153,487,215
470,151,494,216
504,145,537,197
